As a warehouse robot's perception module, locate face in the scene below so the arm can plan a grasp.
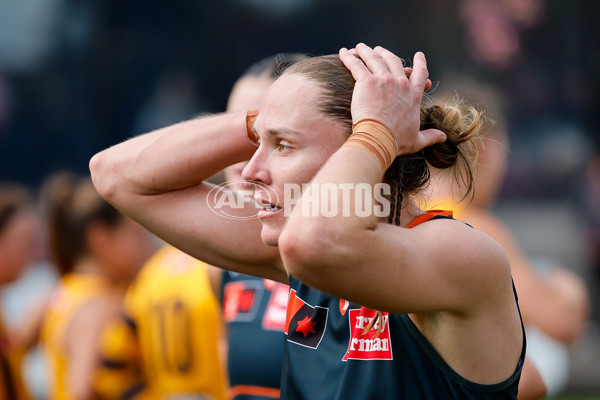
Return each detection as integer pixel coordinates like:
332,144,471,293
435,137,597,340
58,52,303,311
0,210,38,284
242,73,348,246
225,75,275,190
90,217,156,282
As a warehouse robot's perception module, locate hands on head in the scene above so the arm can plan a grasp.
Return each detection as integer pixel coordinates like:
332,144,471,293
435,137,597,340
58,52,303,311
338,43,446,157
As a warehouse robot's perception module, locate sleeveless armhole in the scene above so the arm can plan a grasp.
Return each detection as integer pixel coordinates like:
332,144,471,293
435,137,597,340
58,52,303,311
512,279,527,372
400,211,526,393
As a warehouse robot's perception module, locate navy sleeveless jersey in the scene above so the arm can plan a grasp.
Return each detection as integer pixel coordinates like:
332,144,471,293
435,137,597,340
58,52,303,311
281,211,525,399
221,271,288,400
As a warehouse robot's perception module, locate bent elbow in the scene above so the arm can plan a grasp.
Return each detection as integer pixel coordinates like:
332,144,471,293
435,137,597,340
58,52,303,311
279,224,329,281
279,227,312,279
89,150,122,203
90,151,110,198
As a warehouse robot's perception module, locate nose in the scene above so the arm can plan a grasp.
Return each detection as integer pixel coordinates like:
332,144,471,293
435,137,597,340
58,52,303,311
242,146,271,185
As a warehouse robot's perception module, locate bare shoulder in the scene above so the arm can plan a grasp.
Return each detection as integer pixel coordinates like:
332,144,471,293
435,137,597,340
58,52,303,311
407,217,512,307
61,294,121,355
405,218,523,383
67,295,121,336
412,216,509,267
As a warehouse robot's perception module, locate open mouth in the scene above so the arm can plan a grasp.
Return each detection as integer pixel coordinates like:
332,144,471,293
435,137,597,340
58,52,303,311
263,203,282,212
254,194,282,213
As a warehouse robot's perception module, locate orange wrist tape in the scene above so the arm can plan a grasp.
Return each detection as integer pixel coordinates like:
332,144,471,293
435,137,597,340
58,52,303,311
343,119,397,171
246,109,259,143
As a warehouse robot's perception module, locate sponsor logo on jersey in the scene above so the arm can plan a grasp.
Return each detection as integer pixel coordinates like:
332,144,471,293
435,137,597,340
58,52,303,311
343,308,393,361
284,289,328,349
223,281,263,322
261,283,289,331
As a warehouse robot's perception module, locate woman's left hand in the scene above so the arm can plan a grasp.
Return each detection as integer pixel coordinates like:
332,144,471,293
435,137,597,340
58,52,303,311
339,43,446,156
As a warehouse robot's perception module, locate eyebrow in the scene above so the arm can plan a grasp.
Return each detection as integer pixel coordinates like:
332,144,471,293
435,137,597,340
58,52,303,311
267,128,301,137
251,126,302,144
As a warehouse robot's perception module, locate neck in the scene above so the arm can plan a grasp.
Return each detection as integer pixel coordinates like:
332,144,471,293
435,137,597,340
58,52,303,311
378,196,424,228
427,170,455,199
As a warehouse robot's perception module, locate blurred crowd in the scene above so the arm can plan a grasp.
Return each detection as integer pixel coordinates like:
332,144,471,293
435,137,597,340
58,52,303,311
0,0,599,398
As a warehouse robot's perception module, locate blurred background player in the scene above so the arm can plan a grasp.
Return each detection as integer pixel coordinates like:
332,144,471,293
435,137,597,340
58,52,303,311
423,76,590,398
0,183,38,400
112,244,229,400
215,53,308,400
39,172,154,400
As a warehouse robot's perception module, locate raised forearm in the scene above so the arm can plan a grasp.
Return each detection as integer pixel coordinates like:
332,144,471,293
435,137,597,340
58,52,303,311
279,146,385,282
90,110,255,202
286,146,384,236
